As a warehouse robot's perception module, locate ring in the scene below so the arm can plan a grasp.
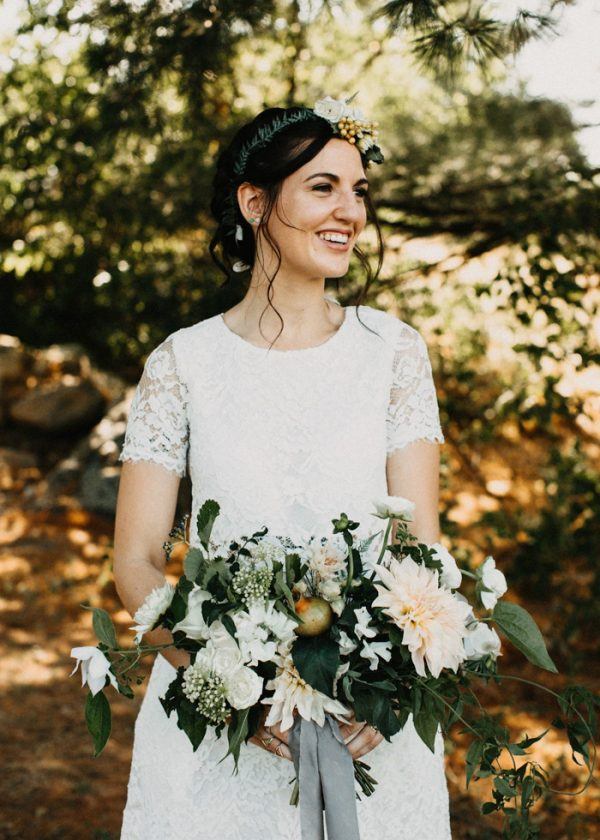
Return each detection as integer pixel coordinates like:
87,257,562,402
260,736,275,749
275,743,284,757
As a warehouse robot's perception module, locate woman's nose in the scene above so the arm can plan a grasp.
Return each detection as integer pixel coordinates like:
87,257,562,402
334,190,365,222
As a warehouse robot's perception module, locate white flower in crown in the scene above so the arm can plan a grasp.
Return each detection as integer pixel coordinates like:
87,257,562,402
313,95,348,124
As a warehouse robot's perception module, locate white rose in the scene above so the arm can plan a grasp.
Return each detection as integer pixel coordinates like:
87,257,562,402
205,627,243,675
463,622,502,660
224,665,263,710
313,96,346,123
478,556,508,610
70,646,119,696
429,542,462,590
172,586,213,641
372,494,415,521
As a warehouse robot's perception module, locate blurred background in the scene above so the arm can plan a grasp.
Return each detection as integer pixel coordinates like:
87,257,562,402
0,1,598,837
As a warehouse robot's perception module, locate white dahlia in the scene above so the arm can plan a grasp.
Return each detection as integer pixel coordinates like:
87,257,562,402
372,557,471,678
261,654,351,731
129,581,175,644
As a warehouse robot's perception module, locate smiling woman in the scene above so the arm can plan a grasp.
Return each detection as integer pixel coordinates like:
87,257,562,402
116,96,450,840
207,101,385,352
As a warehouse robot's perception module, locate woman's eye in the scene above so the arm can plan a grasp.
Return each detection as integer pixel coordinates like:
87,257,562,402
312,184,368,198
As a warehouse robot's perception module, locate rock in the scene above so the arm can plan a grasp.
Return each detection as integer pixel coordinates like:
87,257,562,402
0,336,27,382
10,380,106,433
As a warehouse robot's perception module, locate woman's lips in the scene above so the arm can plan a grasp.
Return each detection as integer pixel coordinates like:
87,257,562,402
314,234,351,252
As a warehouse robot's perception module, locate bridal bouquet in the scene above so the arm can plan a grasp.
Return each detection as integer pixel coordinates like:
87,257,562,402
71,498,597,839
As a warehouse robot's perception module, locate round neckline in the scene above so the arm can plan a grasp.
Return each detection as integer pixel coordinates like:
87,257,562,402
217,305,353,355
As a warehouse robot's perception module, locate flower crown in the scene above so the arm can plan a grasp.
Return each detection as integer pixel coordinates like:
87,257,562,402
225,93,384,272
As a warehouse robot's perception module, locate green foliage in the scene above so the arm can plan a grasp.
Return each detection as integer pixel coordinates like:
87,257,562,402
492,602,558,673
292,634,340,697
85,689,112,757
82,605,118,649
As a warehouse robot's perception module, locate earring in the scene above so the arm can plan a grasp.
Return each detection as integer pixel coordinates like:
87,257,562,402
248,217,261,224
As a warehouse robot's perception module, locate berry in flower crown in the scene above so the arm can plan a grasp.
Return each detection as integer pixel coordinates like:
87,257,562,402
312,91,384,166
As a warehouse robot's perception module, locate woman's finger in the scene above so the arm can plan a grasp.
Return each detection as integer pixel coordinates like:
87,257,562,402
339,720,367,744
249,734,293,762
346,726,384,759
267,721,292,745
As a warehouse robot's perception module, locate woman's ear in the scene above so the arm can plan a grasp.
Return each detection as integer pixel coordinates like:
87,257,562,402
237,182,265,223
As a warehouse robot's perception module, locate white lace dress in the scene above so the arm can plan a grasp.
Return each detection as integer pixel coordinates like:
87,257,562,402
117,302,451,840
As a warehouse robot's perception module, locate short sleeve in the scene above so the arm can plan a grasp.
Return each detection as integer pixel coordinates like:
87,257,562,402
386,325,445,455
118,334,189,477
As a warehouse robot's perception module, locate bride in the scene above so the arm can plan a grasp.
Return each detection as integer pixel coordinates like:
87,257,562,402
114,96,450,839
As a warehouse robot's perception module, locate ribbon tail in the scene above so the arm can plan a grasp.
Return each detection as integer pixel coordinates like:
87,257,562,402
289,716,325,840
319,714,361,840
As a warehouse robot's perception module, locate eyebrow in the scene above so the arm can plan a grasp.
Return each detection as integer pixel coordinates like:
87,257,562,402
304,172,369,187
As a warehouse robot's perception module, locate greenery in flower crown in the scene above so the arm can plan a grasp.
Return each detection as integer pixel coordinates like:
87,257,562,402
232,107,315,177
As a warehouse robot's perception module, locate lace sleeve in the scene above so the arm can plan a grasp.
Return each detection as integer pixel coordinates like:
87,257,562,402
118,334,189,477
386,324,445,456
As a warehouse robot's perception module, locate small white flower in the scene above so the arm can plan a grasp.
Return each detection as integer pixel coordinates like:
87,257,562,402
353,606,377,640
330,596,346,617
313,95,347,123
224,664,263,710
338,630,358,655
319,578,342,600
129,581,175,644
463,622,502,661
172,584,212,641
372,494,415,521
478,556,508,610
360,639,393,670
356,134,374,152
232,608,278,666
429,542,462,590
308,539,347,580
70,646,119,696
245,537,287,571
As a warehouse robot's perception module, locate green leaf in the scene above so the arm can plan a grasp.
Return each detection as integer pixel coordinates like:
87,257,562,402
219,707,250,772
292,635,340,698
85,690,111,757
412,707,439,753
170,698,208,751
88,607,117,649
196,499,220,549
184,547,205,582
492,601,558,673
274,569,296,610
465,739,483,786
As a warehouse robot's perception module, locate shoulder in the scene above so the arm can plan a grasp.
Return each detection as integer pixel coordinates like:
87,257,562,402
144,315,219,374
354,305,426,351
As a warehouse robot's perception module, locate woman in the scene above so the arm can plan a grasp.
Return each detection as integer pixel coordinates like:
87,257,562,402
114,98,450,839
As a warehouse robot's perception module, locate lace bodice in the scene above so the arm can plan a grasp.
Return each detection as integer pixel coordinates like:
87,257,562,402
118,303,451,840
118,303,445,549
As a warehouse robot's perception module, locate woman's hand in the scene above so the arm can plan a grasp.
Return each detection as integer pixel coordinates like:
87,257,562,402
338,711,384,760
248,708,293,762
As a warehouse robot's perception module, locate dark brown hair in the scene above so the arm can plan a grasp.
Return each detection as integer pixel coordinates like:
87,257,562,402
208,106,385,349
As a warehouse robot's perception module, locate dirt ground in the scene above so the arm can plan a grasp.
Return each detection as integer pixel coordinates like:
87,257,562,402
1,435,598,840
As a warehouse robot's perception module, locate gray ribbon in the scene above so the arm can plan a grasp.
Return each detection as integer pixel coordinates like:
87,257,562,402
288,713,361,840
